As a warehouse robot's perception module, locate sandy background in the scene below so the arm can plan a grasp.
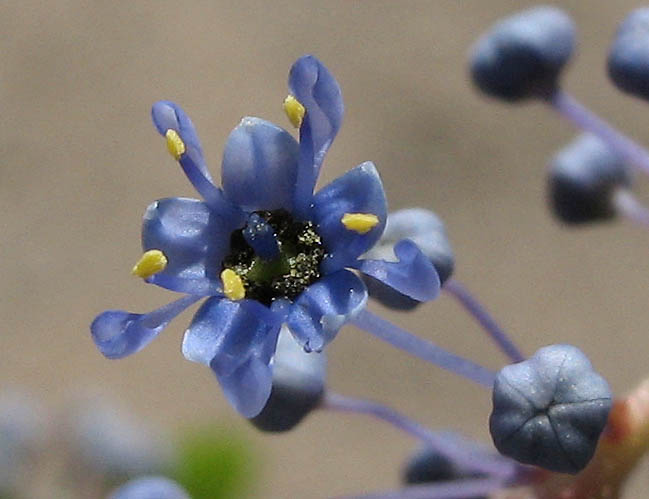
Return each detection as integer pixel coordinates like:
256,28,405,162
3,1,649,497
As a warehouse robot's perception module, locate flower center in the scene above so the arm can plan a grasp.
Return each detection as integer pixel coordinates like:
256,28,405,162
222,210,325,306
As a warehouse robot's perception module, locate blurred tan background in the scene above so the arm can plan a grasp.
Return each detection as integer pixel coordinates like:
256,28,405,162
3,1,649,497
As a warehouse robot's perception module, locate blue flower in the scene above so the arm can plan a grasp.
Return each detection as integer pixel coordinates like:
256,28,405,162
91,55,440,418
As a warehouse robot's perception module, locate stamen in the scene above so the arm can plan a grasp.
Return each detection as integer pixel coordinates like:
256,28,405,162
283,95,305,128
243,213,281,260
221,269,245,301
132,250,168,279
165,129,186,160
341,213,379,234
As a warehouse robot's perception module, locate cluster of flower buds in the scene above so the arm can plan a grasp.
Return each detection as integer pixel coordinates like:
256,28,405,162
465,4,649,497
471,5,649,229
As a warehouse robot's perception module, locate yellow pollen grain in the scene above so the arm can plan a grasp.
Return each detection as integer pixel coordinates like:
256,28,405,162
165,129,185,160
341,213,379,234
132,249,168,279
283,95,305,128
221,269,246,301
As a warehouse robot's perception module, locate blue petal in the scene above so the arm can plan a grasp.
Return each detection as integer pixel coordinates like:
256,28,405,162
288,55,344,217
182,297,280,374
182,297,282,417
286,270,367,352
312,162,387,273
141,197,242,295
216,356,274,418
354,239,441,302
91,295,201,359
365,208,455,284
221,117,299,212
151,101,241,218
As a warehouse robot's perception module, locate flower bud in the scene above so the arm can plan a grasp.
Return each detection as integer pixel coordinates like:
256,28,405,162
470,6,575,101
490,344,612,474
608,8,649,100
548,133,631,224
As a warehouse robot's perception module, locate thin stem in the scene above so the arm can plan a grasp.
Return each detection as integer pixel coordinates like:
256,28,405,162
443,279,524,363
350,309,497,388
322,392,516,480
547,89,649,176
341,477,506,499
613,188,649,228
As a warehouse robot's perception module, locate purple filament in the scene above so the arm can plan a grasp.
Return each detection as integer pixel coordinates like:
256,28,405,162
443,279,525,363
547,89,649,177
351,309,497,388
322,392,518,481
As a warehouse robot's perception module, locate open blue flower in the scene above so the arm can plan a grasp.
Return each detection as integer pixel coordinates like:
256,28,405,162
91,55,440,418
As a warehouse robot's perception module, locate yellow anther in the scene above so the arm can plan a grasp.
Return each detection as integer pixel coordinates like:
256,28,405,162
165,129,185,160
221,269,246,301
132,250,168,279
341,213,380,234
283,95,305,128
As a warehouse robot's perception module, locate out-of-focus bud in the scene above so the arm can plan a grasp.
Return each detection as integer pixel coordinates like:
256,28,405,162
608,8,649,100
66,396,174,481
548,133,631,224
108,476,189,499
470,6,575,101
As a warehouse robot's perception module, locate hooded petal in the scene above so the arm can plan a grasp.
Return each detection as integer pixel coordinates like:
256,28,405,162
353,239,441,302
288,55,344,217
221,117,299,212
141,197,242,295
286,270,367,352
91,295,201,359
182,297,280,372
151,101,241,218
364,208,455,285
312,162,387,273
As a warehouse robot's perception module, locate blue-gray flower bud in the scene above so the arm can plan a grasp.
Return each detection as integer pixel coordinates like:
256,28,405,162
608,8,649,100
402,445,486,498
470,6,575,101
549,133,631,224
490,344,612,474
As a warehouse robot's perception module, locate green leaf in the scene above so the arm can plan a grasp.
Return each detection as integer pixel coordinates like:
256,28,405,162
171,425,256,499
